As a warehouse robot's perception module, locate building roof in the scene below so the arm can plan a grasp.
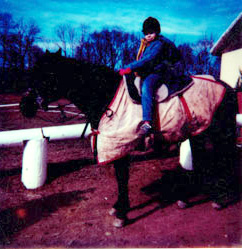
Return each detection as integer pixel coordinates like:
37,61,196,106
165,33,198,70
210,12,242,56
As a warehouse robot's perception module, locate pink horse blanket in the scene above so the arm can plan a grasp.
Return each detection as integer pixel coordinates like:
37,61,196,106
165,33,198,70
95,75,226,164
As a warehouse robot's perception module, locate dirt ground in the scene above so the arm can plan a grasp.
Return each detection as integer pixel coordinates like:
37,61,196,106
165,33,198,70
0,94,242,248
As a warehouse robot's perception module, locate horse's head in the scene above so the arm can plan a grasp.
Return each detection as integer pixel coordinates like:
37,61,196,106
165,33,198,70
20,49,66,118
20,48,122,128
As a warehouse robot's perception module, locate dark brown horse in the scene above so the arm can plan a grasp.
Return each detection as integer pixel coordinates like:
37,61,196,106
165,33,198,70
20,50,239,228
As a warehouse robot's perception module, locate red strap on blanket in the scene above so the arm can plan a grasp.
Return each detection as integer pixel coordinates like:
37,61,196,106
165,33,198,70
86,128,99,139
191,75,220,84
91,128,99,135
90,129,99,159
179,95,192,122
237,92,242,114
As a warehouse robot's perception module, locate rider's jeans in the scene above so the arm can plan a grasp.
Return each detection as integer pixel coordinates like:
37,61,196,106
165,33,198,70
141,73,162,122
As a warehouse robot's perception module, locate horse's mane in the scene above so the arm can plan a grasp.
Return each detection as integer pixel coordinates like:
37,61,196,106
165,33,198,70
24,49,122,128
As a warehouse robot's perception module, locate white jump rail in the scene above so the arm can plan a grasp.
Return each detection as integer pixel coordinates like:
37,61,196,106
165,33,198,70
0,103,83,116
0,103,76,108
0,124,91,147
0,103,19,108
1,112,241,189
0,123,91,189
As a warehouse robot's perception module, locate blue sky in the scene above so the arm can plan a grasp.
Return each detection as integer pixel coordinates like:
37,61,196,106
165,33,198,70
1,0,241,49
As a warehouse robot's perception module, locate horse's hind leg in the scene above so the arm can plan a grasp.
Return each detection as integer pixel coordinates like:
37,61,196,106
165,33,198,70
190,88,238,208
208,89,238,208
111,156,130,227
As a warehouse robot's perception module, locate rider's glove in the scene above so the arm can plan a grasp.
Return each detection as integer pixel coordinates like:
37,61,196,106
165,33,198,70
119,68,132,76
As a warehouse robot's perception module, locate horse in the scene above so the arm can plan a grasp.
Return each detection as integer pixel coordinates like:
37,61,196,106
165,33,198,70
20,50,239,228
20,48,121,128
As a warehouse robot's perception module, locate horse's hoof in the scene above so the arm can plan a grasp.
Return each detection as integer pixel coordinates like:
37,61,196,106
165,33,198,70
144,135,154,151
177,200,188,209
211,202,223,210
109,208,117,216
113,218,125,228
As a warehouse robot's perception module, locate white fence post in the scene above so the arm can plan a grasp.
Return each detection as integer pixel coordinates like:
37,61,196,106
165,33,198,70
0,123,92,189
21,138,48,189
179,139,193,171
236,114,242,126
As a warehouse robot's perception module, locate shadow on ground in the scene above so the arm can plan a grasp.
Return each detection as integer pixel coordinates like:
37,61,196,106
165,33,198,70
0,188,95,245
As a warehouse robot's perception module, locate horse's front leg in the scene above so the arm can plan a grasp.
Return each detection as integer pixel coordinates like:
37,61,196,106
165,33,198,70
110,156,130,228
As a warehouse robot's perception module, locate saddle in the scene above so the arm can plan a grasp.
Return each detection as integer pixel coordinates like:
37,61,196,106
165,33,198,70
126,75,193,104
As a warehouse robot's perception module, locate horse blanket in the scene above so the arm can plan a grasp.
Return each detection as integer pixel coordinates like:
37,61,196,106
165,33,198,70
94,75,226,164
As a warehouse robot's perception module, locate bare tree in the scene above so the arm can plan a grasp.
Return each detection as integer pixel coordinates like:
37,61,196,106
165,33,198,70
15,18,28,70
90,31,104,64
178,43,195,75
66,24,76,57
75,26,140,69
13,18,40,70
55,23,78,57
193,35,215,75
0,12,16,70
76,24,91,60
55,24,67,56
25,20,41,68
0,12,41,91
120,32,140,67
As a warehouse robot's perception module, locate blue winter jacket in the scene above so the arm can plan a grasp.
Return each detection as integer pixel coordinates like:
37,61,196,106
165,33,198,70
127,35,184,82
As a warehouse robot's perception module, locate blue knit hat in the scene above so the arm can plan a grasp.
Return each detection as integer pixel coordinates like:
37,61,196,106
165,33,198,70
142,17,161,35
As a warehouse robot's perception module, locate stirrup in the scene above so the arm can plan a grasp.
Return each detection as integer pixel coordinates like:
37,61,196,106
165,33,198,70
137,121,152,136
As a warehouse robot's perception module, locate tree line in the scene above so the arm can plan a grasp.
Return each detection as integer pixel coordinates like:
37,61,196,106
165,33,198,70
0,12,220,93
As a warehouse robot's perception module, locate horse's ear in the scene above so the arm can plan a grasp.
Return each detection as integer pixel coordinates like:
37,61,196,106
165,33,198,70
57,48,62,56
46,49,50,54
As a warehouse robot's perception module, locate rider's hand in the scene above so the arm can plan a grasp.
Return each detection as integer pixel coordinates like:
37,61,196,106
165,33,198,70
119,68,131,76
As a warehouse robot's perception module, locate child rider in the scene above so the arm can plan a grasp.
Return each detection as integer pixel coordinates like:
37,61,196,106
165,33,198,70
119,17,185,136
